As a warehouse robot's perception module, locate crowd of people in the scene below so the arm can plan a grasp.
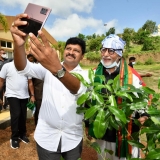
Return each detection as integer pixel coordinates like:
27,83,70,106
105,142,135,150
0,12,152,160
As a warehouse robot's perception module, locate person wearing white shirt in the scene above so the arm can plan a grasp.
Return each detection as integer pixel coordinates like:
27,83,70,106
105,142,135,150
0,61,35,149
10,13,88,160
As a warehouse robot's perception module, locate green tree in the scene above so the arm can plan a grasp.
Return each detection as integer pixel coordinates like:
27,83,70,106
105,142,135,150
0,13,8,32
106,27,115,36
77,33,86,41
133,28,150,44
122,28,135,51
88,36,104,51
142,20,157,34
92,33,96,39
142,37,155,51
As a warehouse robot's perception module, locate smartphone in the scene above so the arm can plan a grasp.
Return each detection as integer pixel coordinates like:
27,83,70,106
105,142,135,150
18,3,52,36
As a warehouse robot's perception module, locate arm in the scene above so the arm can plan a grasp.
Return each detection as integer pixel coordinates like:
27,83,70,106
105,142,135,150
28,79,35,103
0,78,5,92
10,14,28,70
10,14,80,94
140,73,152,78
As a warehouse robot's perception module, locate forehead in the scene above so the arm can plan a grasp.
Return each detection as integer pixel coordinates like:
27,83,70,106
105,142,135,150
66,44,82,50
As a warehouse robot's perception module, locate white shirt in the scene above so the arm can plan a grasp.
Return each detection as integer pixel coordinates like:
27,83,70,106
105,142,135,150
0,61,30,99
18,61,88,152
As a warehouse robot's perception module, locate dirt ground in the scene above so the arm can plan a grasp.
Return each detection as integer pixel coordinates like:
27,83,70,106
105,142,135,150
0,118,98,160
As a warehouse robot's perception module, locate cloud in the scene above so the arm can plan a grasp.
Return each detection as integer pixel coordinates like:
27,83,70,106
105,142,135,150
45,14,103,41
0,0,120,41
0,0,94,17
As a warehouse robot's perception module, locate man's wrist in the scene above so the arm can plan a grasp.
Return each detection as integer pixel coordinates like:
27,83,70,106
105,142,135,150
31,94,34,96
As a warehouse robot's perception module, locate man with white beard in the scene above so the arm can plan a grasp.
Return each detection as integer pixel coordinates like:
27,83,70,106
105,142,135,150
86,34,149,160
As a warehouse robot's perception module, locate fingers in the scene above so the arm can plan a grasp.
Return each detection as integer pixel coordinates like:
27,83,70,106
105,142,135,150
28,37,41,61
37,30,50,48
12,13,28,28
10,13,29,37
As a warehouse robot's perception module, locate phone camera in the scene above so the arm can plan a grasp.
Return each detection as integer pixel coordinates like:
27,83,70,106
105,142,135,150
40,8,48,15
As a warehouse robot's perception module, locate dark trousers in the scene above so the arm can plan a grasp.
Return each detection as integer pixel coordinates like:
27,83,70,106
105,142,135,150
7,97,28,140
0,89,3,111
37,138,83,160
34,99,42,126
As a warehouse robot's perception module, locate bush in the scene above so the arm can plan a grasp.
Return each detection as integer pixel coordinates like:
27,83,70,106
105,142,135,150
136,61,143,65
85,51,101,62
144,58,155,65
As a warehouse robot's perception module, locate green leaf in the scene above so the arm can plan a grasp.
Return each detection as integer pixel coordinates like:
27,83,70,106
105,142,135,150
146,149,160,159
77,92,90,105
84,105,100,120
147,107,160,115
94,84,105,91
127,140,145,148
112,74,120,92
93,109,107,138
116,91,133,102
90,142,101,154
130,101,148,110
142,86,155,94
71,72,89,87
109,95,117,107
108,106,127,124
104,84,113,92
88,68,95,84
95,75,106,83
151,116,160,125
141,127,160,134
76,106,87,114
107,79,113,85
109,116,119,130
104,148,114,155
92,92,104,105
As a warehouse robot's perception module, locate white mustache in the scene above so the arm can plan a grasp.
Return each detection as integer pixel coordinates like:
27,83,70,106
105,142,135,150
102,56,112,60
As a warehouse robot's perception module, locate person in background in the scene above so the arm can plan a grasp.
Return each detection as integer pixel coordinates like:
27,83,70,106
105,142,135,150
27,54,37,63
128,56,152,77
0,60,35,149
86,34,149,160
10,13,88,160
0,49,12,112
128,56,136,68
27,53,44,126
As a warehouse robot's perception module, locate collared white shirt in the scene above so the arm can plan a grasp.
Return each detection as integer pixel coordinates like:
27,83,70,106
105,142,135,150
0,61,31,99
18,61,88,152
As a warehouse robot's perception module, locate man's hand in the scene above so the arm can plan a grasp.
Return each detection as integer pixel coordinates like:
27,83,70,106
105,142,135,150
28,31,62,74
138,116,148,125
145,73,152,77
30,96,36,103
10,13,29,47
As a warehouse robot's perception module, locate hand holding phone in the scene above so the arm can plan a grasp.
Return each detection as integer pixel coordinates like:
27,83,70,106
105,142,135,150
18,3,51,36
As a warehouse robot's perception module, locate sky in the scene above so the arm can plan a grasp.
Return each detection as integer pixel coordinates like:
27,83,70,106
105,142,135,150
0,0,160,41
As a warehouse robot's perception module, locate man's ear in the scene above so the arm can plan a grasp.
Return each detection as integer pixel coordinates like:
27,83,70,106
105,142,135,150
80,54,84,60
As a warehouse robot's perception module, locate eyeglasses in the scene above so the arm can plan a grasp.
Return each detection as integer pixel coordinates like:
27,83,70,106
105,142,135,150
100,48,122,55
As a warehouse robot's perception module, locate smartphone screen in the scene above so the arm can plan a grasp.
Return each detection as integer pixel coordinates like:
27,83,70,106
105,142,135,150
18,3,52,36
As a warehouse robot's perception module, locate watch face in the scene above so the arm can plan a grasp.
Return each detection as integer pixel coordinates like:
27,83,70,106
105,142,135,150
57,67,66,78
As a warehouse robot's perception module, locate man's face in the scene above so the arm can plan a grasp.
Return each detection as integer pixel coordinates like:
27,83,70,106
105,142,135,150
0,50,4,55
63,44,84,66
100,48,121,66
28,57,35,63
0,49,6,58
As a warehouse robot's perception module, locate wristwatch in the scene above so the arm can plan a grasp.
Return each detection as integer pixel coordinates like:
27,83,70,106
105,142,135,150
54,66,66,78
